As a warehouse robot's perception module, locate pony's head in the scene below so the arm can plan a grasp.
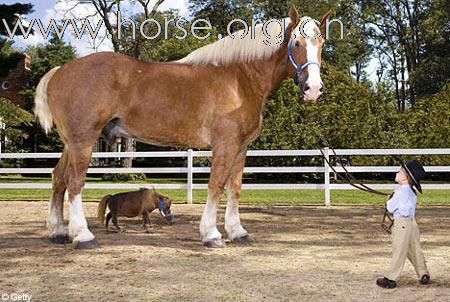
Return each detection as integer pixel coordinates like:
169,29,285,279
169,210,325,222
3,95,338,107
158,194,174,223
286,5,330,102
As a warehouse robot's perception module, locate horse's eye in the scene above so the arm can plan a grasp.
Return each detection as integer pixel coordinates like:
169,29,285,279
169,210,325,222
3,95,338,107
295,41,300,48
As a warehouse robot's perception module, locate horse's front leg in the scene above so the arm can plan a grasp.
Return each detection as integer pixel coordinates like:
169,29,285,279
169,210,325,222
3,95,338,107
225,148,254,244
200,142,242,248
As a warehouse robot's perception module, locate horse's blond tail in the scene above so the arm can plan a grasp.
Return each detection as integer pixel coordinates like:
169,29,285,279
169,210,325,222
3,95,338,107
34,66,60,134
97,195,111,225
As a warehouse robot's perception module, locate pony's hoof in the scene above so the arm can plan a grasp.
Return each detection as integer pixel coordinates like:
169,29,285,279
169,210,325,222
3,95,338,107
231,235,255,245
73,239,97,249
49,234,70,244
203,238,225,248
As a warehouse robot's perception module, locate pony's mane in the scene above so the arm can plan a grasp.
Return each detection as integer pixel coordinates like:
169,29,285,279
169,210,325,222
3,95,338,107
177,17,298,66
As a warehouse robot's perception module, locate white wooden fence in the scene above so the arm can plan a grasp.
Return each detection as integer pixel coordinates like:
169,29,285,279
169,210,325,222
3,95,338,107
1,148,449,205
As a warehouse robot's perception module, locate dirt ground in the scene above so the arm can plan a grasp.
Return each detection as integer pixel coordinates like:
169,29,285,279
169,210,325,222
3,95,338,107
0,201,449,302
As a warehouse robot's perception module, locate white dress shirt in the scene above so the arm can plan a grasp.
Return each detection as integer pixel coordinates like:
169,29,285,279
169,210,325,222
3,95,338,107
387,184,417,219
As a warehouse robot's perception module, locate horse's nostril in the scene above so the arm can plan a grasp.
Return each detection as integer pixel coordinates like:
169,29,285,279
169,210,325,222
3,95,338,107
303,85,310,92
319,86,324,93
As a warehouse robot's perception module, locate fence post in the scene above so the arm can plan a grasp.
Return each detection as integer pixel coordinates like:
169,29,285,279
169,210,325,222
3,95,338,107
187,149,193,204
323,147,331,206
0,117,3,157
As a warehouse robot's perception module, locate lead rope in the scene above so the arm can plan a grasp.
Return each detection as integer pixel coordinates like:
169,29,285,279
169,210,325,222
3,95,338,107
308,103,393,233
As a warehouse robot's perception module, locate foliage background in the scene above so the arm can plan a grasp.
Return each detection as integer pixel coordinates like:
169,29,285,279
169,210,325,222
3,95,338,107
0,1,448,176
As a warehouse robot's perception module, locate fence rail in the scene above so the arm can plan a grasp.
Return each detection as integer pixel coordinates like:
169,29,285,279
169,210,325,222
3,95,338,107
1,148,449,205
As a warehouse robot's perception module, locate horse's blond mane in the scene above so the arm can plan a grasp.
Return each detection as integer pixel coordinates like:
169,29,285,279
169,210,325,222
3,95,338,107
177,17,300,66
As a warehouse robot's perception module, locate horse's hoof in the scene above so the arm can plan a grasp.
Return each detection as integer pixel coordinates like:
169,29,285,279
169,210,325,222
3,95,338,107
49,234,70,244
73,239,97,249
231,235,255,245
203,238,226,248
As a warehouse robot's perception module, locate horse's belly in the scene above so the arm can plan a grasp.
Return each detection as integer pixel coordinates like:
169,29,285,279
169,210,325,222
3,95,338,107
136,134,210,149
130,125,211,149
103,117,211,148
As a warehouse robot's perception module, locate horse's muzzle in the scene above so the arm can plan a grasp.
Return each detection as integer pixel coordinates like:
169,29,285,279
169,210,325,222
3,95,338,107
302,82,323,102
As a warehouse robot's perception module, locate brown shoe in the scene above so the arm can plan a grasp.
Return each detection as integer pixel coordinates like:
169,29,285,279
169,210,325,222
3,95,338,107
420,274,430,285
376,277,397,289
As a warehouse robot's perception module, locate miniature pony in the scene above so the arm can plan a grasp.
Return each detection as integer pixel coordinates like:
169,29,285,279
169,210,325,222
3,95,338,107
97,188,173,233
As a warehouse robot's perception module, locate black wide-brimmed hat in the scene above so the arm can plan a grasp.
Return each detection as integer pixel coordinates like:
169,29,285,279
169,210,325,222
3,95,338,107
398,158,426,193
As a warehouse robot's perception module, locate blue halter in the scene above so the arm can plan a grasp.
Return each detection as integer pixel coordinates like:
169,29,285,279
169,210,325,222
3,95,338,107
287,40,321,88
159,197,174,221
158,197,164,213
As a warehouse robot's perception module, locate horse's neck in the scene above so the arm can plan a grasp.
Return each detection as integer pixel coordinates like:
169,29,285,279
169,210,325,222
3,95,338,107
238,46,290,101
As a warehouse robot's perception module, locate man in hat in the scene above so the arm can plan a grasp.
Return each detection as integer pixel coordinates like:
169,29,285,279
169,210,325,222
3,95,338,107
376,159,430,289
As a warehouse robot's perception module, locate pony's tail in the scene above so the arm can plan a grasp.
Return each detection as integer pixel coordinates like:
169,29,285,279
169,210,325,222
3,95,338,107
34,66,60,134
97,195,111,225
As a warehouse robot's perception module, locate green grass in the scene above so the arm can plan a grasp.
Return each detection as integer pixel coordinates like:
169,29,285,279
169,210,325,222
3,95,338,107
1,175,448,205
0,188,448,206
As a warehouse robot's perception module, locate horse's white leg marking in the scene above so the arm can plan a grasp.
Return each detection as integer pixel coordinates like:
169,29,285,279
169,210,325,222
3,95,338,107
225,186,248,240
200,194,222,242
47,193,66,237
68,193,95,243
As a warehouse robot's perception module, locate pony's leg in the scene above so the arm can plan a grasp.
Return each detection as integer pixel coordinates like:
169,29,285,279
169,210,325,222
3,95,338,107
112,215,124,232
48,149,69,244
225,149,253,244
200,143,241,248
105,212,112,230
65,145,96,249
143,212,151,233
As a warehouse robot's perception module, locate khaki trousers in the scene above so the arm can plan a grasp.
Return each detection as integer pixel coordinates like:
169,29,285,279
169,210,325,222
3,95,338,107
386,217,429,281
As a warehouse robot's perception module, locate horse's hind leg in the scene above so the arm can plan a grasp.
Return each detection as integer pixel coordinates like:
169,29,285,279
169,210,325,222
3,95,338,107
47,149,69,244
65,144,96,249
225,148,253,244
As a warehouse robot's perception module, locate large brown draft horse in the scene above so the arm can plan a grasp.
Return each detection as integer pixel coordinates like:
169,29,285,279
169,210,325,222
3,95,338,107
34,5,327,248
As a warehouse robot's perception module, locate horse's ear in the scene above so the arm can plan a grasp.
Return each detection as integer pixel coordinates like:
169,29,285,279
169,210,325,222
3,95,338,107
319,10,332,37
320,10,332,25
289,4,299,25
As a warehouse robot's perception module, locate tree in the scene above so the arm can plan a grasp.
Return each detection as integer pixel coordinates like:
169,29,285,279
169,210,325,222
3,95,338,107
0,3,34,37
0,40,23,77
189,0,256,34
407,84,450,150
410,0,450,99
122,10,217,62
0,97,34,153
0,3,34,77
27,34,77,82
66,0,167,57
353,0,449,109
